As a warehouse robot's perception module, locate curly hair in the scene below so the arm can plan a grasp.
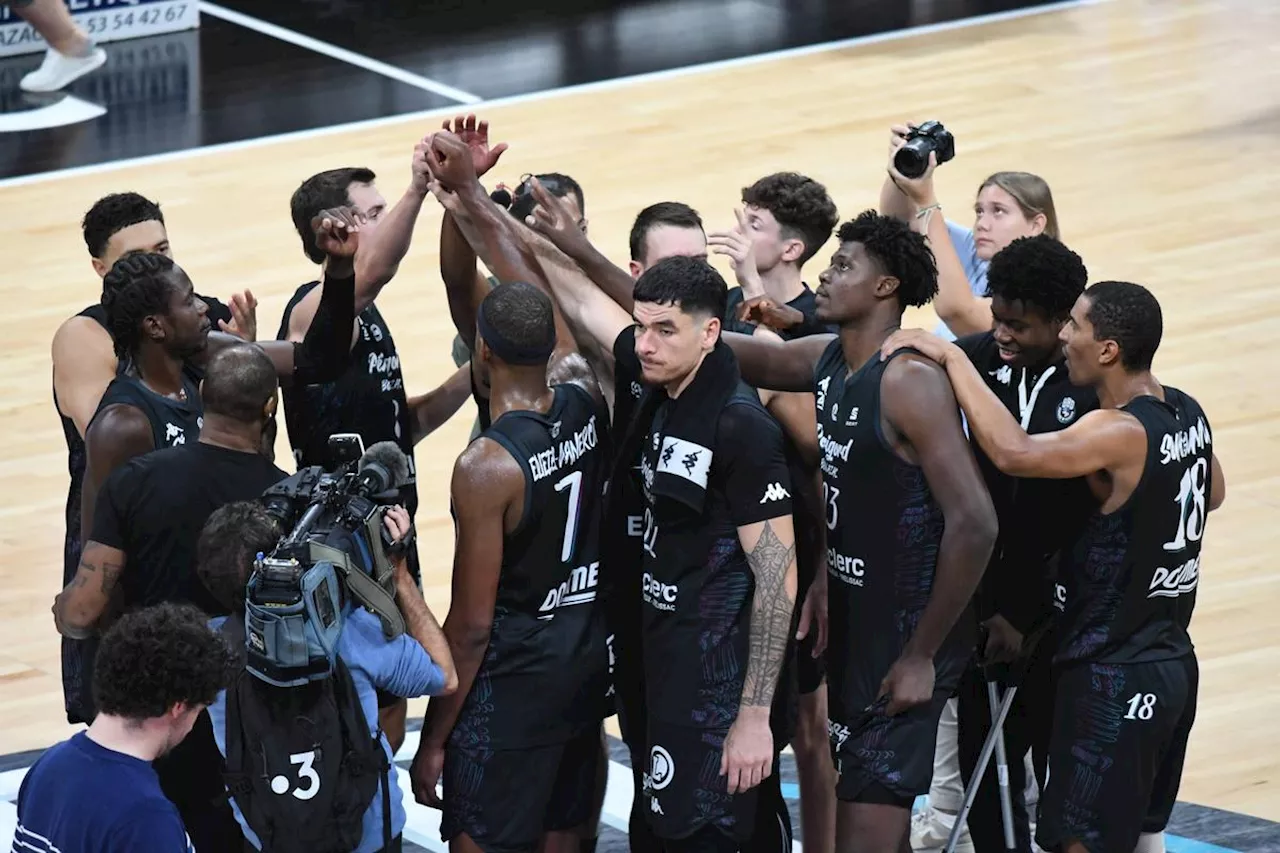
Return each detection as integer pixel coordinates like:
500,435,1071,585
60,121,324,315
82,192,165,259
836,210,938,308
985,235,1087,320
101,253,181,361
633,255,728,321
741,172,839,265
93,602,236,720
1084,281,1163,371
478,281,556,365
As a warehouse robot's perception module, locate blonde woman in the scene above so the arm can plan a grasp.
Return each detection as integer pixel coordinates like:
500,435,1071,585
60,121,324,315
880,125,1060,340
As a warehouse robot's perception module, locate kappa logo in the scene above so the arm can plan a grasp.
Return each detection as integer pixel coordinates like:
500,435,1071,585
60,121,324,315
990,365,1013,385
164,423,186,445
1057,396,1077,424
760,482,790,503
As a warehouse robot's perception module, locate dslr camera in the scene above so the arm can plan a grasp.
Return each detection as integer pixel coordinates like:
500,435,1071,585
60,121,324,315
894,121,956,180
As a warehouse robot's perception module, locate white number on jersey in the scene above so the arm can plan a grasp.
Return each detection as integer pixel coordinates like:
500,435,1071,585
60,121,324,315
1163,457,1208,552
823,483,840,531
554,470,584,563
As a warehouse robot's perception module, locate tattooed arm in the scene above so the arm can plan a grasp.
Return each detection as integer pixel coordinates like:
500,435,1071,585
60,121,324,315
54,541,126,639
718,403,798,794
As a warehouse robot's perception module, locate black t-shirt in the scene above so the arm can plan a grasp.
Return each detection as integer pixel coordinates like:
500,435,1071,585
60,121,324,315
90,442,287,616
1056,389,1210,666
452,384,612,749
724,284,836,339
277,283,419,578
955,333,1100,633
814,341,972,727
614,331,795,731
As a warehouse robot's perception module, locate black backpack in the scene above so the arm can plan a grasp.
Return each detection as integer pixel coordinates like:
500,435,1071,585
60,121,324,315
219,615,391,853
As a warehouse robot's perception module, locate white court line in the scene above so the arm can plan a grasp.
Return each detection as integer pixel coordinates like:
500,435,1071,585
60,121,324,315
0,0,1106,190
196,2,482,105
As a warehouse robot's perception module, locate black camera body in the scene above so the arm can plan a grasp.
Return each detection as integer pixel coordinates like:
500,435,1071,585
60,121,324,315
259,434,406,586
894,121,956,180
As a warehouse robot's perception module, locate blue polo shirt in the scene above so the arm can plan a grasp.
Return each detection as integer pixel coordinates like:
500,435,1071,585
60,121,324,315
935,220,990,341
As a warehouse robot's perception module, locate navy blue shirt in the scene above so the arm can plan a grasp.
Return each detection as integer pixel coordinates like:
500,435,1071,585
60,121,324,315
14,732,192,852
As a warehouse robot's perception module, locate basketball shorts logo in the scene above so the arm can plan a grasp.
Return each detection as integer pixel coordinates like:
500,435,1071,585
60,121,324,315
649,744,674,791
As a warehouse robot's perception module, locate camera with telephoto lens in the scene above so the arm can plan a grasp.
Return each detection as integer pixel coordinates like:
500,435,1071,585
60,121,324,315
254,434,411,620
894,121,956,180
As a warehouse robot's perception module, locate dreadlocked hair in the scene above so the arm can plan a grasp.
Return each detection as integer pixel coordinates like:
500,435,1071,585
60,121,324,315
836,210,938,308
101,252,179,361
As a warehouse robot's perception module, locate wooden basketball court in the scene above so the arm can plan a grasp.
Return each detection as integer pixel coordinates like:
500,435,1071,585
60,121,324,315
1,0,1277,826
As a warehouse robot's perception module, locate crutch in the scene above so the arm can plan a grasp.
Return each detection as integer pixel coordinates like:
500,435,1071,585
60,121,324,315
942,624,1050,853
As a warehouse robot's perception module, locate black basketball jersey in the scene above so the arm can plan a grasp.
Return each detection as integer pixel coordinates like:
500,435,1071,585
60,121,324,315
277,282,416,509
1056,389,1211,666
55,297,228,725
814,341,971,726
451,383,611,749
91,369,205,451
957,333,1100,628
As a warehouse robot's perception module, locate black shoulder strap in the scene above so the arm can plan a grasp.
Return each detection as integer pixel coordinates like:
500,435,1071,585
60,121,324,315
277,281,321,341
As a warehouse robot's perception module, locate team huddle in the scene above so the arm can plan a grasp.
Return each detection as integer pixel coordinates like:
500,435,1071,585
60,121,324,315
22,114,1224,853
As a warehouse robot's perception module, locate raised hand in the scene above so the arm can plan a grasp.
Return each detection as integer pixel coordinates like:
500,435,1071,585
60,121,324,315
440,114,509,179
311,206,364,259
410,137,432,194
425,131,480,192
524,177,591,257
217,290,259,341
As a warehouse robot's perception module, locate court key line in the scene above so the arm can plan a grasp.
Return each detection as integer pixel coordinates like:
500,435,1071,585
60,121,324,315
196,2,483,105
0,0,1108,189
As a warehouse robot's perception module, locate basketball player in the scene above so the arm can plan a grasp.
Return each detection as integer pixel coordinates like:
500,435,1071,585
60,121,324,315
949,235,1098,853
412,281,610,853
81,245,356,558
278,141,447,583
51,191,243,725
719,210,998,853
880,281,1224,853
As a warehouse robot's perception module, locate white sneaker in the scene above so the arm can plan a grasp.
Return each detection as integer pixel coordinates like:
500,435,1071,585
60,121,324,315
20,45,107,93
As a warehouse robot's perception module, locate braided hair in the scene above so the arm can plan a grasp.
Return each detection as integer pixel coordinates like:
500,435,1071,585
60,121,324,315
101,252,180,361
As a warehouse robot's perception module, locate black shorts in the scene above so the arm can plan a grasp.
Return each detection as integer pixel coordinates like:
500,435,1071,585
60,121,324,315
1037,655,1198,853
641,720,763,842
828,689,952,805
441,728,603,853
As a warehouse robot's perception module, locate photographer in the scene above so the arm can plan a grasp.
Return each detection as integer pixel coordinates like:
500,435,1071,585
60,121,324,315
880,122,1060,339
200,501,456,853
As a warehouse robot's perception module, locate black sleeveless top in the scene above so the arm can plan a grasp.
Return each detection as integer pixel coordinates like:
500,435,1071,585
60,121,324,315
277,283,418,564
956,332,1100,633
450,383,612,749
1056,389,1211,666
813,341,971,726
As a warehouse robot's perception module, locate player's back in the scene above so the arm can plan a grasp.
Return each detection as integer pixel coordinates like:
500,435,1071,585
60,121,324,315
1057,387,1212,666
814,341,970,720
454,382,611,750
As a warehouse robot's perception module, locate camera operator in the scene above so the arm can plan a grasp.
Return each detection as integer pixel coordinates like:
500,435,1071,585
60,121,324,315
54,342,288,852
199,501,457,853
14,603,235,853
880,122,1060,340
